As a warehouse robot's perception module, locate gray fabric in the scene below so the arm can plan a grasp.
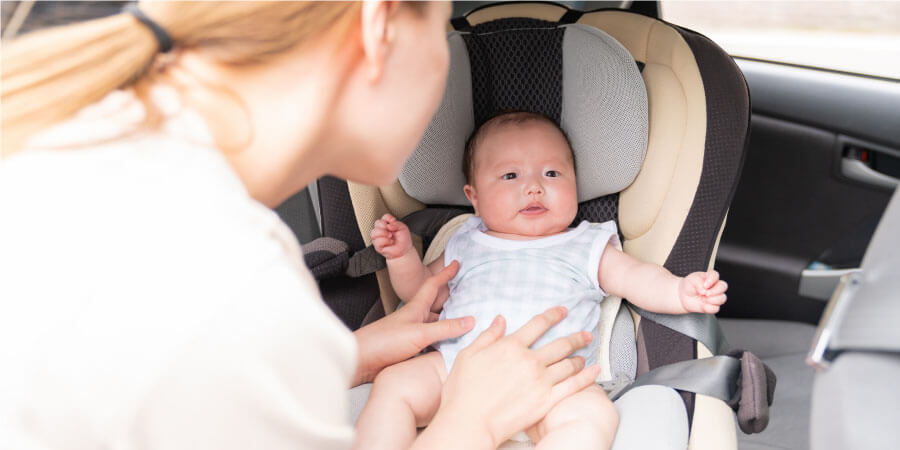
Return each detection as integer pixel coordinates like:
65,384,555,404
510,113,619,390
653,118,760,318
631,305,730,356
400,26,647,206
399,33,473,206
718,319,816,359
346,246,386,278
608,304,637,380
610,355,741,402
811,352,900,450
302,237,350,279
560,24,647,201
302,236,349,255
348,383,373,425
612,385,689,450
832,189,900,352
720,319,816,450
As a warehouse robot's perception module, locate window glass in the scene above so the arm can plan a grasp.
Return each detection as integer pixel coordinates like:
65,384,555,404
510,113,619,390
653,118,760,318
662,1,900,80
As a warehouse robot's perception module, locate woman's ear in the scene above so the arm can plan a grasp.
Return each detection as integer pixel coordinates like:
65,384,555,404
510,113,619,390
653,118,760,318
360,0,395,83
464,184,478,212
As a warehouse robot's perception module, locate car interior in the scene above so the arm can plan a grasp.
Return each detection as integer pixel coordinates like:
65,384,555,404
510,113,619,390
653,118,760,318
4,1,898,449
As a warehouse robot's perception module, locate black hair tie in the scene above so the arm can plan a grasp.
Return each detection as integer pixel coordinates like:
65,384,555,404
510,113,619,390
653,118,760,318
124,4,173,53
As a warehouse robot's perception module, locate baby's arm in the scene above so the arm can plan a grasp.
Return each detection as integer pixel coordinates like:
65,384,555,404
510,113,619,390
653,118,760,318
371,214,447,303
596,243,727,315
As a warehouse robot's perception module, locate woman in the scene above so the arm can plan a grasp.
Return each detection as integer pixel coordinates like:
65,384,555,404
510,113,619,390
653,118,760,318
0,2,600,448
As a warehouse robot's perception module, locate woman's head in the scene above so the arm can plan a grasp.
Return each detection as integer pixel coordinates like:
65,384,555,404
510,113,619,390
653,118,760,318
2,1,452,203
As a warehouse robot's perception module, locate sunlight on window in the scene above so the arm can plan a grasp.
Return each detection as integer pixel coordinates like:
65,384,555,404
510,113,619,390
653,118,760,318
662,1,900,80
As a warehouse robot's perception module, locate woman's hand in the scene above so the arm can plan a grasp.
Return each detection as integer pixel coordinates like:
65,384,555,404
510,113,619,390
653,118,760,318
352,261,473,386
416,307,601,449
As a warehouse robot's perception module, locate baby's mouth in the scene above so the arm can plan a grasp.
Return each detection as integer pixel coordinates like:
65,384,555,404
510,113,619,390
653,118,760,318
519,204,547,215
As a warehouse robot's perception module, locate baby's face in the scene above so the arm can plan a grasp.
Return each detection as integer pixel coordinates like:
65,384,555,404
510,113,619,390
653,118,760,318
464,121,578,238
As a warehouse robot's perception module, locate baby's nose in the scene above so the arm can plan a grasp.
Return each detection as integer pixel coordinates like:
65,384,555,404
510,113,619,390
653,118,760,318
526,181,544,195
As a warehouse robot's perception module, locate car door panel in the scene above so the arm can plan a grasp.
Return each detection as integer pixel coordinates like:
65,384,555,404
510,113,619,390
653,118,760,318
716,59,898,324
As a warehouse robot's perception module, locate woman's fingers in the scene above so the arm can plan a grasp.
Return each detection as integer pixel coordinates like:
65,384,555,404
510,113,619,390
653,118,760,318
464,315,506,352
548,365,602,406
510,306,568,346
535,331,592,366
544,356,585,385
408,261,459,307
420,316,475,344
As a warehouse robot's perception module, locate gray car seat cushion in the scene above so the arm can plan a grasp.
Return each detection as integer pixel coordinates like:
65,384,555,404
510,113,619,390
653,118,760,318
400,25,647,206
811,352,900,450
400,33,474,206
612,385,689,450
347,383,688,449
560,24,648,201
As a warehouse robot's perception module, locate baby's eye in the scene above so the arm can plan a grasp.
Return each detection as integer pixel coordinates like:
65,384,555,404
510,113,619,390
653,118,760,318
502,172,517,180
545,170,560,177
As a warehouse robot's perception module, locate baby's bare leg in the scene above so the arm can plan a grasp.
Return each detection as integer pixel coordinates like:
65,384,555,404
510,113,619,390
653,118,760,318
526,384,618,450
353,351,447,450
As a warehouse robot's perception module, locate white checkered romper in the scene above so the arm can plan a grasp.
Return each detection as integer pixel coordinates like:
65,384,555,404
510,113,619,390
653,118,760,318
436,216,621,370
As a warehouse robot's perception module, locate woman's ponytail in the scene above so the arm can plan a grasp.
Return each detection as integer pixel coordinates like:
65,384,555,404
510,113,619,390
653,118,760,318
1,1,365,157
1,13,163,155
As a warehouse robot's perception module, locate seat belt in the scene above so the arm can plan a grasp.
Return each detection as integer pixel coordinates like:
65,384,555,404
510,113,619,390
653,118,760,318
631,305,730,356
608,349,776,434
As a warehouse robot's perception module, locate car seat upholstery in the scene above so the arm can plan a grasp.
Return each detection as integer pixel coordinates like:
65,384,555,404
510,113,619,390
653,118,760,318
296,3,758,448
335,4,752,449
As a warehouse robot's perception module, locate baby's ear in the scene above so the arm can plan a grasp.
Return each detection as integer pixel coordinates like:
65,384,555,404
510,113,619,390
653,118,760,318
463,184,478,211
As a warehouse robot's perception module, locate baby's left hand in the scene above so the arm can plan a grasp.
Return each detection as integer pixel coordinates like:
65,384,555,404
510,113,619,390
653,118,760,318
679,270,728,314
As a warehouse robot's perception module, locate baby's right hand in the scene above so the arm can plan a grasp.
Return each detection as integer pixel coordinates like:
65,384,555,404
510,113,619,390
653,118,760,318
371,213,413,260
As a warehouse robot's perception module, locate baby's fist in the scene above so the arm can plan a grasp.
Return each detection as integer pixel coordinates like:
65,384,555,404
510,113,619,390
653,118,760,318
370,213,413,260
679,270,728,314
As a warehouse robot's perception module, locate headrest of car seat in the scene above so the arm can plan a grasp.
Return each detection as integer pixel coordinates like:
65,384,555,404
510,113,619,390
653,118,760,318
400,23,648,206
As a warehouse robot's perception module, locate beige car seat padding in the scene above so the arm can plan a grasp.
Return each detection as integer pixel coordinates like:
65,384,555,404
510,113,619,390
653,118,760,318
580,11,707,267
466,3,567,25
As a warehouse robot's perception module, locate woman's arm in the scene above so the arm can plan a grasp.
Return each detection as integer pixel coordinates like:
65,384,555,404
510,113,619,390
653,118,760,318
597,243,727,315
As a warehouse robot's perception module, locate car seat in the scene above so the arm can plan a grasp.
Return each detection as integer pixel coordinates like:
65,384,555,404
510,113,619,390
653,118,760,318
299,3,773,449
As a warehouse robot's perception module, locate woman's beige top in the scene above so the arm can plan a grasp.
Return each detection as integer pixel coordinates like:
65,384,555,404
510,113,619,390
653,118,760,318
0,88,357,449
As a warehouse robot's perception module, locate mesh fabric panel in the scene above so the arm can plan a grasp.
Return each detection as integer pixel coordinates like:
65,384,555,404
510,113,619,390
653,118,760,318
464,24,565,126
663,28,750,277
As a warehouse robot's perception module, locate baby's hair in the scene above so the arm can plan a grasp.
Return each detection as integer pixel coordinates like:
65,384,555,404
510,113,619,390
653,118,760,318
462,111,575,184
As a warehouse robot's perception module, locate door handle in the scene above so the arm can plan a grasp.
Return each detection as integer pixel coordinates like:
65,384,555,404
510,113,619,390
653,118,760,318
841,159,898,190
839,136,900,190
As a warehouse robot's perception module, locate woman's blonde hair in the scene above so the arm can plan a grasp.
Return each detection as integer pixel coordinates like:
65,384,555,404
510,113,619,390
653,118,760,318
1,1,370,156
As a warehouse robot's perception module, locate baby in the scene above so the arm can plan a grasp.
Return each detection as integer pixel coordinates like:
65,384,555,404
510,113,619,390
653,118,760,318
354,112,728,449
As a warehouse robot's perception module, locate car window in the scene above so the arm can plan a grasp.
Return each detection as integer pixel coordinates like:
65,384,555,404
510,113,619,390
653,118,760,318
661,1,900,80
